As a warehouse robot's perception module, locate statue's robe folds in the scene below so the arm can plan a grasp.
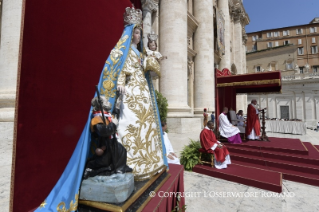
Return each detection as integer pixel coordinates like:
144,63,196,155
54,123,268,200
246,104,261,140
200,127,231,169
117,47,165,181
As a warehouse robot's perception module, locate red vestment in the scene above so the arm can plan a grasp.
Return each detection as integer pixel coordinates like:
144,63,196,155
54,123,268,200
200,128,230,162
246,104,261,136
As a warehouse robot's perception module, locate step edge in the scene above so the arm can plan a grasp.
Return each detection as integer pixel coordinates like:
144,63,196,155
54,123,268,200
228,146,319,161
231,154,319,171
194,164,282,186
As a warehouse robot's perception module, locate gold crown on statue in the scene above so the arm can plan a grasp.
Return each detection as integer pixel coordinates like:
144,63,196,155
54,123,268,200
147,31,158,42
123,6,143,26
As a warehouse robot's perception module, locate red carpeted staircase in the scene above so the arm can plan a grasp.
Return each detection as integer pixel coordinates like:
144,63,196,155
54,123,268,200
193,137,319,193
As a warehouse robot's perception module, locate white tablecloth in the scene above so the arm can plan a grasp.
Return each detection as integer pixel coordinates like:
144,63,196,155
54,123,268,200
264,120,307,135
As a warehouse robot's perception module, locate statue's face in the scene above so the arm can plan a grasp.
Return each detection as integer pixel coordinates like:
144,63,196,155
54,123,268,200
149,41,157,51
133,28,141,45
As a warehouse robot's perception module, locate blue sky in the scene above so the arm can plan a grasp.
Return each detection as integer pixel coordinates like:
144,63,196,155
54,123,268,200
243,0,319,33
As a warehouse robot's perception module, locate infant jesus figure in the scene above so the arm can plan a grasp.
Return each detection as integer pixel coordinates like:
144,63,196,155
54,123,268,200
144,31,167,78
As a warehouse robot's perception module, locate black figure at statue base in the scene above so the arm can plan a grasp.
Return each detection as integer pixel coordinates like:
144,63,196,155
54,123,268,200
83,96,132,179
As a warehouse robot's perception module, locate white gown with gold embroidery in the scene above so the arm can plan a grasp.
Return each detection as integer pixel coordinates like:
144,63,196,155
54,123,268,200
117,46,165,180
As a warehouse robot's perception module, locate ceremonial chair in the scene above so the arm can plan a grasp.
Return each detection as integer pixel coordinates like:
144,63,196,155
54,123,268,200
229,110,246,140
198,148,215,168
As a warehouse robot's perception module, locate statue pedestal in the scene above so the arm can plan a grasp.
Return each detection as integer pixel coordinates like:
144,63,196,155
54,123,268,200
80,173,134,204
79,167,170,211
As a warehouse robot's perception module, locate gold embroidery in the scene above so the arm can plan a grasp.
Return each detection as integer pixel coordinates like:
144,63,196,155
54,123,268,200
38,200,46,209
101,35,129,100
144,57,161,77
217,79,281,87
57,193,79,212
118,49,164,180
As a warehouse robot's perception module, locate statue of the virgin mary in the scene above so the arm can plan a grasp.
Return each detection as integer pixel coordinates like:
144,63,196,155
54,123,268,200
34,6,167,211
113,7,167,181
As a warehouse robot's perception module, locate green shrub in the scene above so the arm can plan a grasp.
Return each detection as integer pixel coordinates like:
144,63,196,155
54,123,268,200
180,140,202,171
155,90,168,123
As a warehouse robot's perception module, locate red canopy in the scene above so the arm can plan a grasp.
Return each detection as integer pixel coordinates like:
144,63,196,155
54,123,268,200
214,69,282,132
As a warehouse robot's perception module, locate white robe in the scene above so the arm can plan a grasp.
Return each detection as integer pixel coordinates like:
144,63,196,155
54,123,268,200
117,47,165,180
219,113,240,138
237,115,245,127
163,132,180,165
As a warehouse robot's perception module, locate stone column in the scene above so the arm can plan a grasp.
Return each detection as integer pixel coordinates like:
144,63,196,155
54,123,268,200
159,0,191,117
141,0,157,47
218,0,231,70
193,0,215,116
142,0,159,90
0,0,23,122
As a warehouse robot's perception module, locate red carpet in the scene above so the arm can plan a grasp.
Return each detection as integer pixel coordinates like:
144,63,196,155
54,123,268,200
193,137,319,192
193,164,282,193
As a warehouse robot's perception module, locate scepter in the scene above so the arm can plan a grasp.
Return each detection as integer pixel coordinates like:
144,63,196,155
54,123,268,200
95,85,106,125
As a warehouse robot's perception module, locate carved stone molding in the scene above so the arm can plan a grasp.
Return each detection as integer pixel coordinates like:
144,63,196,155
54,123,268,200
230,2,249,25
187,47,197,58
187,12,199,37
141,0,157,18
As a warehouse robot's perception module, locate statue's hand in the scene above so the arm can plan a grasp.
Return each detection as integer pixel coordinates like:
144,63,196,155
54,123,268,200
117,85,126,94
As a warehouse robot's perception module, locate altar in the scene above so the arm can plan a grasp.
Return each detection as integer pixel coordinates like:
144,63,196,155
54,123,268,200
265,120,307,135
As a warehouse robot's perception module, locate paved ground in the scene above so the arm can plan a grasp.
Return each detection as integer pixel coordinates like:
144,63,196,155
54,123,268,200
1,122,319,212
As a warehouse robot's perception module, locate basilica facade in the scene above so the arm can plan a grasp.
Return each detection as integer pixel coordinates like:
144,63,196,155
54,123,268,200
0,0,250,133
143,0,249,132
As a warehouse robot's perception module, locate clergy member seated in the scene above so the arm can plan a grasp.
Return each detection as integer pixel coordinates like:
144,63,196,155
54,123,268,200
219,107,242,144
236,110,245,127
162,122,180,165
200,121,231,169
246,99,265,140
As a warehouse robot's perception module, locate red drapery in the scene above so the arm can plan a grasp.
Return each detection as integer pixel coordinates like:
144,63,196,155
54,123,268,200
215,71,281,134
142,164,185,211
11,0,135,211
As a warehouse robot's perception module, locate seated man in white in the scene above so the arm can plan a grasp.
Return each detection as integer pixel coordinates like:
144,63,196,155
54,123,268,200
219,107,242,144
162,122,180,165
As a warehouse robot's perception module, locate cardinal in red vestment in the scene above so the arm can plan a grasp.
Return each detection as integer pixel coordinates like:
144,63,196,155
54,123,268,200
200,121,231,169
246,99,262,140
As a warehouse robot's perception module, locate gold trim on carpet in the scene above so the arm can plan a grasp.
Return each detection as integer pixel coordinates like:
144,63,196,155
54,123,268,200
136,174,171,212
150,166,184,211
227,139,308,152
231,145,319,162
310,143,319,153
233,154,319,171
217,79,281,87
79,167,170,212
10,0,26,211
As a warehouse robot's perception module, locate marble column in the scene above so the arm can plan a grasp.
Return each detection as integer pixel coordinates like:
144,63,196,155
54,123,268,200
159,0,191,117
218,0,231,70
0,0,23,122
193,0,215,116
233,14,245,112
141,0,157,48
